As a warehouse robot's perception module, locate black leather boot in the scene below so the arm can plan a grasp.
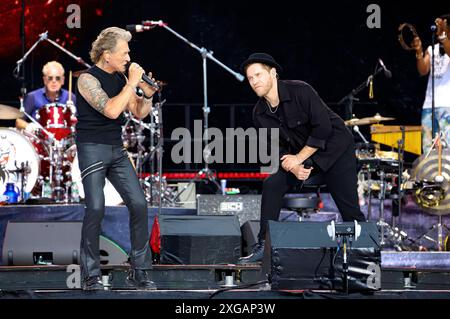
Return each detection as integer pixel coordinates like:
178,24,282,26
237,240,265,264
126,269,157,290
82,276,103,291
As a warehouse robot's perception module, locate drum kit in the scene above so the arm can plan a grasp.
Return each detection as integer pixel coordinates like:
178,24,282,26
347,111,450,251
0,103,76,203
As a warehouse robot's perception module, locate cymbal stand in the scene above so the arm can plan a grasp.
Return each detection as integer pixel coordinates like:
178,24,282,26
13,160,29,203
416,132,450,251
376,168,410,250
21,110,60,200
392,126,406,228
50,139,68,202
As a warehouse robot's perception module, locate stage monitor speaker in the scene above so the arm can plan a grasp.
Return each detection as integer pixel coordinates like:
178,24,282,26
2,221,128,266
241,220,260,255
263,221,381,291
197,194,261,226
159,215,241,265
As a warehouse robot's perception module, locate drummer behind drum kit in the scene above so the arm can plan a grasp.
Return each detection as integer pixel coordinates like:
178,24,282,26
0,102,79,203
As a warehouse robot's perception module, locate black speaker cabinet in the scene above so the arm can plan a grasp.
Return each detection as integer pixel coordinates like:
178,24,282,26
2,221,128,266
159,215,241,265
241,220,260,255
263,221,381,291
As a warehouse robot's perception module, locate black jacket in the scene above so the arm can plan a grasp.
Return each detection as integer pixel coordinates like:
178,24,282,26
253,80,353,172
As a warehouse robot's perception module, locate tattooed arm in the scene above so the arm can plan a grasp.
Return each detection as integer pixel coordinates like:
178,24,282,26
77,73,136,119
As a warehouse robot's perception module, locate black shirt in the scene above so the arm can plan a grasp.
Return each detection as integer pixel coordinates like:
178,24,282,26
75,65,126,145
253,80,353,172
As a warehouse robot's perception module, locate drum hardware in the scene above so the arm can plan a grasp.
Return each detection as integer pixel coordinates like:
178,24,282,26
141,97,178,208
411,133,450,251
345,113,395,126
375,168,410,250
121,92,177,208
13,161,30,203
356,126,411,250
19,107,75,202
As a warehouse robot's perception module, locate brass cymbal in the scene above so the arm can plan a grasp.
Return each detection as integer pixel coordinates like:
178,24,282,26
366,113,395,122
345,113,395,126
0,104,23,119
345,117,374,126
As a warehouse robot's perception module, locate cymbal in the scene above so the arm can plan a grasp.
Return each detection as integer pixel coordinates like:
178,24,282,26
367,113,395,122
345,117,373,126
345,113,395,126
0,104,23,119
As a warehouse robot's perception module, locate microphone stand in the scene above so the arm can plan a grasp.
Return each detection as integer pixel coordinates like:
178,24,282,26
13,31,91,83
13,30,91,112
431,28,437,140
14,31,47,110
145,20,244,194
338,62,386,120
18,0,26,110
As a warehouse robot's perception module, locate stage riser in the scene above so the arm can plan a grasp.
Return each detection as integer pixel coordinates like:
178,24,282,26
382,251,450,269
0,266,263,291
0,266,449,291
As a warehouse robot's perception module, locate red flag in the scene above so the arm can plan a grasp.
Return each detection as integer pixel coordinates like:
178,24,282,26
150,215,161,254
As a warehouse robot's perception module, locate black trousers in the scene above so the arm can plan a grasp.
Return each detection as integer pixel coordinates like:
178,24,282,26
76,142,152,279
258,142,366,241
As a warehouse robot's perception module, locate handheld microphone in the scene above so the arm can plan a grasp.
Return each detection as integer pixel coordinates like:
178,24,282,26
142,20,167,27
378,58,392,78
126,24,153,33
431,25,437,32
303,158,313,169
125,62,160,90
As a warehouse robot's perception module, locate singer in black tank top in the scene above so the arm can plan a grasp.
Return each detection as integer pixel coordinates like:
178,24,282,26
75,27,157,291
75,65,126,145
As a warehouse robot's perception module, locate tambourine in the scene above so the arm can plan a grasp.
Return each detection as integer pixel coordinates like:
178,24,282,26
398,23,419,51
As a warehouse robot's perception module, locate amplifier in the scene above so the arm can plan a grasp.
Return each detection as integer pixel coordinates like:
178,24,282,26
197,194,261,226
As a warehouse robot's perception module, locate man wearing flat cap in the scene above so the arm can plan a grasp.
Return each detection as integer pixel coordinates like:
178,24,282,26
238,53,365,264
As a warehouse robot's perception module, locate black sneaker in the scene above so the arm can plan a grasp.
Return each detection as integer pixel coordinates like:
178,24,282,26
237,240,265,265
126,269,157,290
82,276,103,291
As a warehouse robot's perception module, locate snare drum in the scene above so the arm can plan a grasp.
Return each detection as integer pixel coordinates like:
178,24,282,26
0,128,40,197
37,103,74,140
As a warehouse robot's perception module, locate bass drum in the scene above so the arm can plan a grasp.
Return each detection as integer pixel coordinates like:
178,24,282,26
0,128,40,197
69,146,124,206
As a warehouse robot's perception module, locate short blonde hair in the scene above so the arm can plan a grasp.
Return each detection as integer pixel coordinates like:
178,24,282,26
89,27,132,63
42,61,65,76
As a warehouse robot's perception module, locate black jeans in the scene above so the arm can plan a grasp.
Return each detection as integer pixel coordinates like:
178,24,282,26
258,142,366,241
76,142,152,279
